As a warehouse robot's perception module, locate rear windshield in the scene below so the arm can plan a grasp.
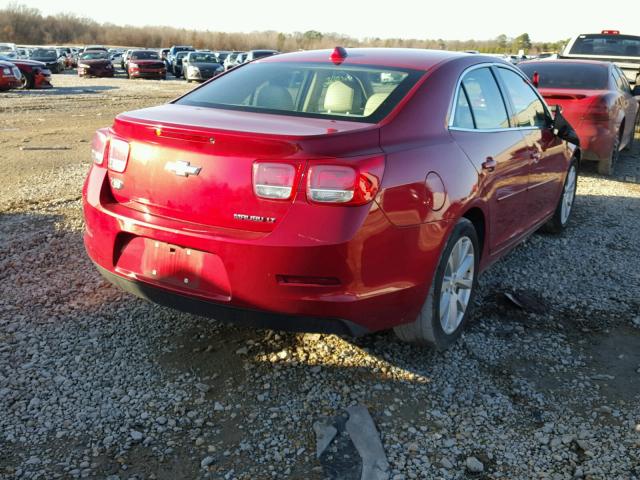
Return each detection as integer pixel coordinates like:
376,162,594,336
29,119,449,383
131,51,159,60
176,62,422,123
569,34,640,57
519,63,609,90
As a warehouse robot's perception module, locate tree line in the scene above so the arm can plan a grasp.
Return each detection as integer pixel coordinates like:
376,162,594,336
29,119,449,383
0,3,567,54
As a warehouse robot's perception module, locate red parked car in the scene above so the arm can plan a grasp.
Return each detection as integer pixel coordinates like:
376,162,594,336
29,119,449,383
520,59,640,175
83,48,579,349
0,56,52,89
127,50,166,80
78,51,114,78
0,60,21,91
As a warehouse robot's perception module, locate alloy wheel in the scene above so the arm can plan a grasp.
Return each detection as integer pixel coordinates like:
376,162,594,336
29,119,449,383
439,237,475,334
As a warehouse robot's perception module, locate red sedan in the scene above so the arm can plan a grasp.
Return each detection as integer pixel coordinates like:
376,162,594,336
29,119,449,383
78,51,114,78
83,48,579,349
0,60,21,91
127,50,166,80
520,59,640,175
0,56,52,89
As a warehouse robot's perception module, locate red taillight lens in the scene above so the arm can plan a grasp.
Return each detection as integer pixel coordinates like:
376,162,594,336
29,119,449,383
108,138,130,173
253,162,296,200
306,156,384,206
585,102,610,123
91,128,109,165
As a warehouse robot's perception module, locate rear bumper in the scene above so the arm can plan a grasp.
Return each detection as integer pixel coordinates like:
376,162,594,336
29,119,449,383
96,265,369,335
575,123,615,161
0,76,20,90
83,165,447,332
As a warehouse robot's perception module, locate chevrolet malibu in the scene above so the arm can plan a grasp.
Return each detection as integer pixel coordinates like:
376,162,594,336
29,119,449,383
83,48,579,349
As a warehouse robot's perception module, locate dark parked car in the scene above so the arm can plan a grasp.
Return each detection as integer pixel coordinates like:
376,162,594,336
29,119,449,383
83,48,579,350
244,50,279,62
77,51,114,78
0,56,51,89
171,51,190,77
29,48,65,74
127,50,166,80
182,51,223,82
168,45,195,75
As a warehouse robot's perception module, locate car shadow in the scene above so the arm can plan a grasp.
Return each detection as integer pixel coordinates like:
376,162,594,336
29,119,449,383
12,85,119,96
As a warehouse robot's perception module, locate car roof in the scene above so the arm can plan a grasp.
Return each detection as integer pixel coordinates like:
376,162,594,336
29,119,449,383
261,48,470,71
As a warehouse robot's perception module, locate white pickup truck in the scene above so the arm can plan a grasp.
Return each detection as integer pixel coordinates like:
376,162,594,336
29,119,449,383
560,31,640,84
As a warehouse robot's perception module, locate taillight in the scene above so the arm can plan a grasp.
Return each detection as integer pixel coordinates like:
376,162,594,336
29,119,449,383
585,101,610,123
307,165,357,203
91,128,109,165
306,156,384,206
253,162,296,200
108,138,130,173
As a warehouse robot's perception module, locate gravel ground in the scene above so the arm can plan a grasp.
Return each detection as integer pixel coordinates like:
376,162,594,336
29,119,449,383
1,73,639,480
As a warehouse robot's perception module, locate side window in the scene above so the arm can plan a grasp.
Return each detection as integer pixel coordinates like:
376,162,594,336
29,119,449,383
497,68,548,128
461,68,509,129
452,86,475,129
613,67,631,94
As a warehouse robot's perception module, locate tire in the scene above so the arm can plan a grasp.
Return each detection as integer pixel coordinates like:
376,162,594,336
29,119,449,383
598,130,621,175
542,159,577,233
393,218,479,350
627,113,640,149
18,72,33,89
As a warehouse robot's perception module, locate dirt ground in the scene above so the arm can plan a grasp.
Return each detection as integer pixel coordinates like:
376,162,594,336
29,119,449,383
1,72,639,480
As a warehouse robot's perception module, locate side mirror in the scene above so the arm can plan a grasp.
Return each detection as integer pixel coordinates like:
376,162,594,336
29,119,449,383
552,105,580,146
632,85,640,97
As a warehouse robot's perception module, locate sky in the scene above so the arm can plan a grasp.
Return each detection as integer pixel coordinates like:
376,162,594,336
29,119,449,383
2,0,635,42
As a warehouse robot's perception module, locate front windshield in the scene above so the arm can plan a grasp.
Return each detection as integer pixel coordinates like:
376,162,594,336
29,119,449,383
189,53,217,63
131,51,159,60
176,62,421,123
81,52,108,60
32,49,56,57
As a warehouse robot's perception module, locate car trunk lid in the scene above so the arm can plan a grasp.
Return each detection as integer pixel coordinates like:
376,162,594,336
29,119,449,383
108,104,381,232
539,88,607,128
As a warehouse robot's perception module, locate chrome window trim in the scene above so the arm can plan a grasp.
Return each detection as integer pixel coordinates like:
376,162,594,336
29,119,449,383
447,62,552,132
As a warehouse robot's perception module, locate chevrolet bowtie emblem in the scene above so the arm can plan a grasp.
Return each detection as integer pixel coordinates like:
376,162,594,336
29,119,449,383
165,160,202,177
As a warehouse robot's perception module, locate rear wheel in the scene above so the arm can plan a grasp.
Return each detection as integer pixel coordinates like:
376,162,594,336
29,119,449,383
543,159,577,233
598,130,621,175
18,72,33,89
394,218,479,350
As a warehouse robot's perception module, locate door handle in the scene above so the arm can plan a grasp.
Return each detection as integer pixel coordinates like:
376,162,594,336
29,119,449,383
531,151,541,163
482,157,497,172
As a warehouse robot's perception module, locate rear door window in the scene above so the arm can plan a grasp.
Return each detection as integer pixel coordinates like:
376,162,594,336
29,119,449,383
459,67,509,129
497,68,548,128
